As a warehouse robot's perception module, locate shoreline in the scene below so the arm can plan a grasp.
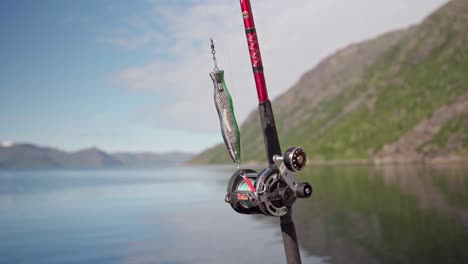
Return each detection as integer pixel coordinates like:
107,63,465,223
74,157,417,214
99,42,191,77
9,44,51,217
187,156,468,167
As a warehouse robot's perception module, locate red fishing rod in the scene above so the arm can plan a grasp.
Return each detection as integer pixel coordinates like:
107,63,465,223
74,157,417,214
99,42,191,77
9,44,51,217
209,1,313,264
239,1,308,263
239,0,281,165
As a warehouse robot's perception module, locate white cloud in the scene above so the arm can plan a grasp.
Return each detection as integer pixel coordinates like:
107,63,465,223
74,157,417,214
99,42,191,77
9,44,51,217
97,16,166,49
97,33,156,50
109,0,448,132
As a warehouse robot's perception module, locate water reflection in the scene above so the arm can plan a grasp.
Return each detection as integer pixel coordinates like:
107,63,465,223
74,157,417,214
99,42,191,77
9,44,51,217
287,165,468,264
1,165,467,264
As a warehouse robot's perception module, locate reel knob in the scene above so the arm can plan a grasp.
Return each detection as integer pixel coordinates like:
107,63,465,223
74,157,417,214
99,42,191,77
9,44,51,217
296,182,313,198
284,147,307,172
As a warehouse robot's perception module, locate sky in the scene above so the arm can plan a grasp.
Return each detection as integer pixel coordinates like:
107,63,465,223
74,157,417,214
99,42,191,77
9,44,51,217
0,0,449,153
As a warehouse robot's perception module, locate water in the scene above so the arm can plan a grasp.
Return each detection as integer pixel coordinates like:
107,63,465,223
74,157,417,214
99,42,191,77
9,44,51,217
0,165,467,264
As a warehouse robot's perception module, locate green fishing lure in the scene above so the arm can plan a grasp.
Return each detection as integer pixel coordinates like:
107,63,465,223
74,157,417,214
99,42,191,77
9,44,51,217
210,70,241,164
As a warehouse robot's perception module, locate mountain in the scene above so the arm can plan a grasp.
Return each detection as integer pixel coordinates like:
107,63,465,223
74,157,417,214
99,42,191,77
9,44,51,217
0,143,65,169
0,143,193,169
64,147,123,168
191,0,468,164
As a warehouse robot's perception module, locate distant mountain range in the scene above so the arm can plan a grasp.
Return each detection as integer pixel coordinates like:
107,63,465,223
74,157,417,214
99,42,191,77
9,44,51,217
0,142,193,169
191,0,468,165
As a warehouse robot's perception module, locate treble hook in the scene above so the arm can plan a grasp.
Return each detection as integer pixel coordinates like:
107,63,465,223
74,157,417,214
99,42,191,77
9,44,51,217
210,37,219,72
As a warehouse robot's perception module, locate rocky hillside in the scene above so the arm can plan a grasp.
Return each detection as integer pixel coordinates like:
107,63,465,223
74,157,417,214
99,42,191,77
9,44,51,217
191,0,468,164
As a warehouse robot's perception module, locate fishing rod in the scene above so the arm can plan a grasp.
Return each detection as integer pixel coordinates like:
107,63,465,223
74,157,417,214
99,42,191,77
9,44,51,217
209,1,313,264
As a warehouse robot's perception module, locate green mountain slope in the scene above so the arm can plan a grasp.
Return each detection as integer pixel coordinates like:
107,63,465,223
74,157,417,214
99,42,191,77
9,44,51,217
192,0,468,164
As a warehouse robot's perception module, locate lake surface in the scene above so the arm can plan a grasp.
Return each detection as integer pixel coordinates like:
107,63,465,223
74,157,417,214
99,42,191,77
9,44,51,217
1,165,467,264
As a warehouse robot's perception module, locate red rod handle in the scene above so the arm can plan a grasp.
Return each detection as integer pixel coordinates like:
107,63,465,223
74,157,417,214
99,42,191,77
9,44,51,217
239,0,269,103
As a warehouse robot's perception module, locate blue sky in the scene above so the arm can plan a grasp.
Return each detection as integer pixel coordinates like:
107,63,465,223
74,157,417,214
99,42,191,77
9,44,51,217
0,0,448,153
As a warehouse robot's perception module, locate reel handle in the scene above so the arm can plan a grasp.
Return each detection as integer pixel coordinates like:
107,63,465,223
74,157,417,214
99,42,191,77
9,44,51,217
273,146,312,199
284,147,307,172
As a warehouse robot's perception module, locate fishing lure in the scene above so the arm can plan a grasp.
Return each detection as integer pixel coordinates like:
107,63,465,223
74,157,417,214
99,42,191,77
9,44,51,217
210,38,256,192
209,39,241,165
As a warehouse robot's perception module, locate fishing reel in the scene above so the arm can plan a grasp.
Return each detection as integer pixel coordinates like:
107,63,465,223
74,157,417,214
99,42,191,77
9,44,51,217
225,147,312,217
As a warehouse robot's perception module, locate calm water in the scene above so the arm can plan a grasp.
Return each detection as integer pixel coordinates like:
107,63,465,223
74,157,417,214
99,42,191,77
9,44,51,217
0,165,467,264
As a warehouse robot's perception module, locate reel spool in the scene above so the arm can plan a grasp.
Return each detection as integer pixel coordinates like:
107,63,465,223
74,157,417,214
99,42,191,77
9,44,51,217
225,169,262,215
225,168,289,217
225,147,312,217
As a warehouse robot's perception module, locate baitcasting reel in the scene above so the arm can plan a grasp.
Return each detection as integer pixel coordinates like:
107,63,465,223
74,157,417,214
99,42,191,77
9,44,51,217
225,147,312,217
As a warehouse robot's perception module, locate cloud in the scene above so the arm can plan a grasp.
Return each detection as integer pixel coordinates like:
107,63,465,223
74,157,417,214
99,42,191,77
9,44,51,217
97,33,158,50
108,0,448,132
97,16,166,49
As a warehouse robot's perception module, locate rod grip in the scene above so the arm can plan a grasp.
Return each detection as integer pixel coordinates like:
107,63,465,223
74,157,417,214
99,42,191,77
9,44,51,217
280,211,302,264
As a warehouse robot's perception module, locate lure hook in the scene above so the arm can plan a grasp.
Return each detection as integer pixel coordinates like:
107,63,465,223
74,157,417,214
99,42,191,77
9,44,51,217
210,37,219,72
